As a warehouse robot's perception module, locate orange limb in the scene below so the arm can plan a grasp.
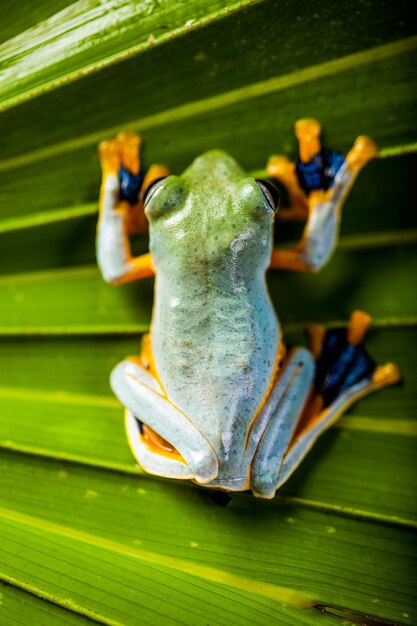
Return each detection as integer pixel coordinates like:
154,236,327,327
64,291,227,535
267,155,309,221
111,252,155,285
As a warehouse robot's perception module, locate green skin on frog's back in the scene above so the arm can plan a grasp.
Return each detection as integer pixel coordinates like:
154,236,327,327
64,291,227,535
148,151,280,482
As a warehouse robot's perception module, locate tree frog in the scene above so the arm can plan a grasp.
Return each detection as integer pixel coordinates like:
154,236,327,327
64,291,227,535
96,125,400,498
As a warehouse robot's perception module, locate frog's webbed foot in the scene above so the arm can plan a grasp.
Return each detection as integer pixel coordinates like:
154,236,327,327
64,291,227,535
111,358,218,484
250,312,401,499
114,132,145,233
268,158,370,273
98,138,121,177
278,312,400,489
117,131,141,176
98,133,140,221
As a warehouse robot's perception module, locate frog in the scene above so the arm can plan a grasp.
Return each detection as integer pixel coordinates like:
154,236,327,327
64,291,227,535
96,128,400,498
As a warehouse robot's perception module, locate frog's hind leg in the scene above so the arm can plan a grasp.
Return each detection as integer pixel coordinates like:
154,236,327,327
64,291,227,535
110,356,218,484
276,311,401,494
251,311,400,498
249,348,315,499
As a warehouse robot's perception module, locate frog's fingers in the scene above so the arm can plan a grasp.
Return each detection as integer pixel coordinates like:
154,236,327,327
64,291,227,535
117,131,142,175
111,359,218,484
98,139,121,176
345,135,378,169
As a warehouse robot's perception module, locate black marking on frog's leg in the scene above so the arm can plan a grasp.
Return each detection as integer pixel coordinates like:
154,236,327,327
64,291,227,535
269,163,354,272
118,164,144,205
96,170,154,284
314,328,376,406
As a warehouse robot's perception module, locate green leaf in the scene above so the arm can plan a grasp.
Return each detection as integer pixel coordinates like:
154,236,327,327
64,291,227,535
0,1,416,625
0,580,93,626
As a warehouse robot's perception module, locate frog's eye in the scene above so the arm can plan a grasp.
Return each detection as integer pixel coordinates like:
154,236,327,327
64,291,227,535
255,179,280,213
142,177,168,207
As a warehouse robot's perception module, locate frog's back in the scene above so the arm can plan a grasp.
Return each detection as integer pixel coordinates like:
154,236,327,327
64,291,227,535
147,151,280,478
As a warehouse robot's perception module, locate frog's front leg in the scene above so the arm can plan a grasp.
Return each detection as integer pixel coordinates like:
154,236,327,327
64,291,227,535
269,139,375,273
111,359,218,484
97,134,154,285
268,122,377,272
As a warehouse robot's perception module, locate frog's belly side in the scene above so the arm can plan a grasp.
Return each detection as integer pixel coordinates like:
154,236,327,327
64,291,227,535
151,274,279,482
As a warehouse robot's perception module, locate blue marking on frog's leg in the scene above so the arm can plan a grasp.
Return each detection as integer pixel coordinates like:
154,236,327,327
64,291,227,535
250,348,315,499
118,164,144,205
111,359,219,484
96,135,154,285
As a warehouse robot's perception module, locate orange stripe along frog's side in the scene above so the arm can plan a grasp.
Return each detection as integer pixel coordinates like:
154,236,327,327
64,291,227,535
96,120,400,498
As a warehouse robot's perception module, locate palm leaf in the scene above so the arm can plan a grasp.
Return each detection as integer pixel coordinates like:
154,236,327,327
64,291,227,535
0,1,416,624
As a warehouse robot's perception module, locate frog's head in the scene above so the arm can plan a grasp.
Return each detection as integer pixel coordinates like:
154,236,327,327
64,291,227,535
145,150,279,276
